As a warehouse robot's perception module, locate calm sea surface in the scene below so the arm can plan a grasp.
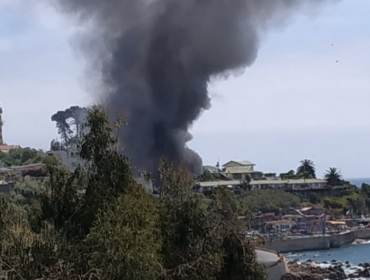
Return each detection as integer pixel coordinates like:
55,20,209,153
285,242,370,265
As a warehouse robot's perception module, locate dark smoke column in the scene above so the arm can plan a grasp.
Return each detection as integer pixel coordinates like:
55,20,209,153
54,0,335,175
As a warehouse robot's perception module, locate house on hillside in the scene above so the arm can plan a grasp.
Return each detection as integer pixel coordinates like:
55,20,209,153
0,180,14,194
47,144,83,172
250,212,277,230
222,160,262,180
266,220,296,232
285,206,326,233
11,163,45,174
195,180,246,194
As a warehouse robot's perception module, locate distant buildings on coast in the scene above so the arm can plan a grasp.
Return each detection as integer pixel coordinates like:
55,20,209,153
197,160,329,194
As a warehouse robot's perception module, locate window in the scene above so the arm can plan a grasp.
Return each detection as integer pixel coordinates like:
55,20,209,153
280,224,290,230
71,162,76,168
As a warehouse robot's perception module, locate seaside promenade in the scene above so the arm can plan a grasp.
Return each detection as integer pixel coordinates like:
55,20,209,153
263,228,370,253
256,248,289,280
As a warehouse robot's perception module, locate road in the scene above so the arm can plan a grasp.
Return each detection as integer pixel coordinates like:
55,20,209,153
256,249,281,267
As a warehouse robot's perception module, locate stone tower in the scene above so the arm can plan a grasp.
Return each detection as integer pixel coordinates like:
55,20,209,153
0,105,3,145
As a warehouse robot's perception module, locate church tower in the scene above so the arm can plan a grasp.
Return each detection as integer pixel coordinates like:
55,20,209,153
0,105,3,145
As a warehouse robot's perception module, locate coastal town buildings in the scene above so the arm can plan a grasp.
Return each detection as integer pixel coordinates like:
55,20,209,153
250,212,277,229
265,220,296,232
195,178,329,193
196,159,329,194
250,178,328,190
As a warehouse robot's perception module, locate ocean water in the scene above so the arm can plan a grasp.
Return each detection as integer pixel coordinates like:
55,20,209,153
286,242,370,265
347,178,370,188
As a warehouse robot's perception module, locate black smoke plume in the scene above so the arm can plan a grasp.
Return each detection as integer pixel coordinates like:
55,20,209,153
53,0,335,175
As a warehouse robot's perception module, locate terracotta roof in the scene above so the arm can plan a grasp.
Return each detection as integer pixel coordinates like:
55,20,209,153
0,145,20,153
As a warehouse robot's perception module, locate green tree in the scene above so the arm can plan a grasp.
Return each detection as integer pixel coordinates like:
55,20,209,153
159,160,266,280
309,193,319,204
87,186,162,280
297,159,316,179
324,167,342,186
69,106,88,139
51,106,88,147
361,183,370,198
240,189,301,214
78,106,132,235
279,170,297,180
51,110,73,146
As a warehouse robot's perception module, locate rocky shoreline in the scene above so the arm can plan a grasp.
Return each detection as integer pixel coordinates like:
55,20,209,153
281,259,370,280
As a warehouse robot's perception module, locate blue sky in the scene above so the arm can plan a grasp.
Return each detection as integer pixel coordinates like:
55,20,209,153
1,0,370,178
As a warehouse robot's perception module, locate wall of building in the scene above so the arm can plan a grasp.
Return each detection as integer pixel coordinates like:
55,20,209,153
0,182,14,194
12,163,45,174
355,229,370,239
329,231,355,248
263,236,330,253
49,150,82,172
263,229,370,253
266,258,289,280
256,249,289,280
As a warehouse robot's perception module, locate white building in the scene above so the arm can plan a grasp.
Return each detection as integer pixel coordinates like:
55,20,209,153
222,160,262,180
47,146,82,172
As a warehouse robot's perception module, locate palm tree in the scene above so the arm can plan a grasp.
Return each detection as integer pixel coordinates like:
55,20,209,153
297,159,316,179
324,167,342,186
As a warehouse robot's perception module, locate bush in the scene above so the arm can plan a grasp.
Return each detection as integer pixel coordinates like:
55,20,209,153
309,193,319,204
323,197,346,209
240,189,301,214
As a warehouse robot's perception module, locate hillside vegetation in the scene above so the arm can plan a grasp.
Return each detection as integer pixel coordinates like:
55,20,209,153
0,107,266,280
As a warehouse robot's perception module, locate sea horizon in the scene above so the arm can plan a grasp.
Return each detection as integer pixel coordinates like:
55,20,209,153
346,178,370,188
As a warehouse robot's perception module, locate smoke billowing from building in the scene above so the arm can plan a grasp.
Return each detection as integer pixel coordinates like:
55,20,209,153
54,0,335,175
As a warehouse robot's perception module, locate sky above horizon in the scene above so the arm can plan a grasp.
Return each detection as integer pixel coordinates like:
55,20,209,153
1,0,369,178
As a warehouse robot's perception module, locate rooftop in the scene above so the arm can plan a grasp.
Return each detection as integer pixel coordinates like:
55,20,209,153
222,160,255,167
11,163,45,170
222,170,262,174
197,180,245,188
250,179,327,185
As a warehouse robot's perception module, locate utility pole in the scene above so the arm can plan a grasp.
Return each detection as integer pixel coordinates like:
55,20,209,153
0,105,3,145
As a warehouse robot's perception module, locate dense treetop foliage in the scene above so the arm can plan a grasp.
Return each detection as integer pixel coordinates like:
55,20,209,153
0,147,45,167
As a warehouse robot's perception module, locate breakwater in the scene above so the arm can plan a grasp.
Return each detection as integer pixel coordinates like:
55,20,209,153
263,229,370,253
